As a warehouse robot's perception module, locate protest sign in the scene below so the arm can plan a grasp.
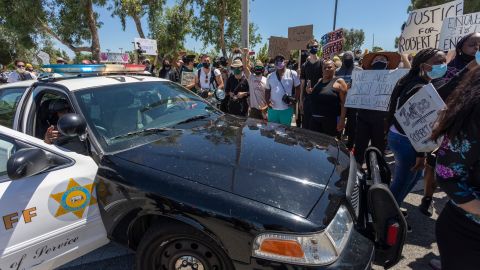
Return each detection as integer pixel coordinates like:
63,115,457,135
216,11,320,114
398,0,464,54
100,52,130,63
438,12,480,51
320,29,344,59
394,84,446,152
181,71,195,87
288,25,314,50
37,51,50,65
268,36,290,58
345,69,409,111
134,38,158,55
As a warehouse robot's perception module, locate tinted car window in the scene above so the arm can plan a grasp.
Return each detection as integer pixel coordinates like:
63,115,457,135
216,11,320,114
0,88,25,128
75,81,221,152
0,138,16,178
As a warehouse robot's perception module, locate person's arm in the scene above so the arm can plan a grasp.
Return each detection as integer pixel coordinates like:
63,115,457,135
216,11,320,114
299,64,306,112
334,79,348,131
242,48,251,79
236,79,249,99
436,119,480,216
265,75,272,107
194,72,201,91
292,71,301,100
401,54,411,69
214,69,224,90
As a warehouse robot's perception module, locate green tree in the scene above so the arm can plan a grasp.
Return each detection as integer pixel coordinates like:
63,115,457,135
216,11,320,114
150,0,192,58
372,46,384,52
40,39,71,64
256,42,269,64
409,0,480,13
109,0,165,38
343,28,365,52
191,0,261,57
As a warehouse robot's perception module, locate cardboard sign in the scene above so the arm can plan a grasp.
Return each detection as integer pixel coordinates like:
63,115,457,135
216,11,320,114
268,36,290,58
438,12,480,51
288,25,314,50
394,84,446,152
100,52,130,63
320,29,344,59
37,51,50,65
398,0,464,54
181,71,195,86
134,38,158,55
345,69,409,111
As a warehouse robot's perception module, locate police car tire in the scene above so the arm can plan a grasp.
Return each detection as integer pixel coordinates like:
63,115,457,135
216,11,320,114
135,223,233,270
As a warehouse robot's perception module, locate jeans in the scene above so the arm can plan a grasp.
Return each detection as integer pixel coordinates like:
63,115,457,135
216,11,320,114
388,131,424,205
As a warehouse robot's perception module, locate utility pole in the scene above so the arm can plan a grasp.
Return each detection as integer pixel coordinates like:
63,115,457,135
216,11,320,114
333,0,338,31
241,0,249,48
372,33,375,51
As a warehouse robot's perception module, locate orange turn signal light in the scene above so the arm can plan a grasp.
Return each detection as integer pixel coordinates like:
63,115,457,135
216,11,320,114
259,239,305,258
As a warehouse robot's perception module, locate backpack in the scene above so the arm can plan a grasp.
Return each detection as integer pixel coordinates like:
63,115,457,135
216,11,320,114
197,69,217,90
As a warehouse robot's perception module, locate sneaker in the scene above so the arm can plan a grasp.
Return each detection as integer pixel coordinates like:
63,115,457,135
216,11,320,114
429,258,441,270
419,196,433,217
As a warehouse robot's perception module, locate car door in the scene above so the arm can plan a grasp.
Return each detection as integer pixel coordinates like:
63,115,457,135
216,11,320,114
0,126,109,270
0,86,27,128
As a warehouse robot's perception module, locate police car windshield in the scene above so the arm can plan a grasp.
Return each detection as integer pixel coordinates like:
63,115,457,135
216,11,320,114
74,81,221,152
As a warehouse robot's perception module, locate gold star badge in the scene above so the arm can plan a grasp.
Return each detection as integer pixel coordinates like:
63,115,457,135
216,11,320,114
50,178,97,219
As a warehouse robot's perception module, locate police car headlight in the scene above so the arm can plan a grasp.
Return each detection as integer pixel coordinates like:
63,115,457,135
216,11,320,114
252,205,353,266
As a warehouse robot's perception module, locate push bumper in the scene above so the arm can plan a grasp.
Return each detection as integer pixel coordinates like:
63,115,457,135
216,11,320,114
233,228,374,270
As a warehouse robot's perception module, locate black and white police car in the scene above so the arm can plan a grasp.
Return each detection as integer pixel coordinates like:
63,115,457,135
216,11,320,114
0,64,406,270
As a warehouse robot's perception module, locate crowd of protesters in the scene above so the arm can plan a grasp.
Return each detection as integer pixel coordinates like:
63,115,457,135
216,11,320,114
2,31,480,270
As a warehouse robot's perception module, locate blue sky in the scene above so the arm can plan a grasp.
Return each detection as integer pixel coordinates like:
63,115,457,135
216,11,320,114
57,0,412,57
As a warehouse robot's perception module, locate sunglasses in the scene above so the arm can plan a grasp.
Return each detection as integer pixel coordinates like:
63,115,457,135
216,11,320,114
17,65,25,68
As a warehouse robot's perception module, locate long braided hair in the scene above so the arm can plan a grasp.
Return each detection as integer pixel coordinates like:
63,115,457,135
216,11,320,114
431,66,480,141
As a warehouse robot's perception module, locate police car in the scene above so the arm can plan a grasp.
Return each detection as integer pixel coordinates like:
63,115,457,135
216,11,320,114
0,64,406,270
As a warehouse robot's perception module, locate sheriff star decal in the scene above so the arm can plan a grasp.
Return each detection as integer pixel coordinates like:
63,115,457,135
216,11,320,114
50,178,97,219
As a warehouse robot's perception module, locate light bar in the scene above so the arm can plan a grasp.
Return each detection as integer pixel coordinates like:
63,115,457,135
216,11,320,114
42,64,146,74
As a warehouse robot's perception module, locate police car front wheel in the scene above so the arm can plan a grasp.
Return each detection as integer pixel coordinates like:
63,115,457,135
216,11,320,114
135,223,233,270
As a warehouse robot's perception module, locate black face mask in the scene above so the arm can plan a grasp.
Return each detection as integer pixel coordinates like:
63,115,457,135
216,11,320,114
343,58,354,68
371,61,388,70
202,62,210,69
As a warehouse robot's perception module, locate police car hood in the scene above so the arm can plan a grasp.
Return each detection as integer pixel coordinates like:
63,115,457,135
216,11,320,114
114,116,339,217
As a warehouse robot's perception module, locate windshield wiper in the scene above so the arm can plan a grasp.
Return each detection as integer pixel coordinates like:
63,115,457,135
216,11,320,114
110,127,181,140
174,114,211,126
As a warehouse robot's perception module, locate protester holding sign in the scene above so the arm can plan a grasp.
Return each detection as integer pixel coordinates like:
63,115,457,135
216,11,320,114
353,52,401,164
387,48,447,217
180,56,196,91
265,54,301,126
307,60,347,136
300,39,323,130
440,32,480,84
430,66,480,270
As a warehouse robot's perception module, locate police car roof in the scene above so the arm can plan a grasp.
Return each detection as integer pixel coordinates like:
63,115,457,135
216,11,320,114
0,80,36,89
48,76,169,92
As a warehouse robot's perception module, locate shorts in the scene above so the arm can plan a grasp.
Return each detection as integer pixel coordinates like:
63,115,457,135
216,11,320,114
268,107,293,126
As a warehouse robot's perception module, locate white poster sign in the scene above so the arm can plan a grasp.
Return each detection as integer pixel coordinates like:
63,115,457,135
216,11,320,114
100,52,130,63
134,38,158,55
37,51,50,65
288,25,314,50
438,12,480,51
398,0,464,54
394,84,446,152
345,69,409,111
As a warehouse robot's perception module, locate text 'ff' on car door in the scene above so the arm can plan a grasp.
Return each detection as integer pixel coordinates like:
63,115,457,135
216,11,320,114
0,126,109,270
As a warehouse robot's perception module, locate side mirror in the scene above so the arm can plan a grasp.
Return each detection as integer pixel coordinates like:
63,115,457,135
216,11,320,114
214,89,226,101
57,113,87,137
7,148,50,180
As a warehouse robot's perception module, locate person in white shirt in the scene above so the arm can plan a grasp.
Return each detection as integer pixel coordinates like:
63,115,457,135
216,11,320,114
7,60,33,83
194,55,224,98
265,54,301,126
242,48,268,120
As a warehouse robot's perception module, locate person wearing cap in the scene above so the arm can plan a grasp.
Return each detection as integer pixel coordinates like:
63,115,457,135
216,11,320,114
56,57,66,64
353,51,401,165
336,51,363,150
224,58,249,116
25,64,37,79
243,48,268,120
300,39,323,130
265,54,301,126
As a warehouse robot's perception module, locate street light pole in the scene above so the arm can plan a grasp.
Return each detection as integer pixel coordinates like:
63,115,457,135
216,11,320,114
241,0,249,48
333,0,338,31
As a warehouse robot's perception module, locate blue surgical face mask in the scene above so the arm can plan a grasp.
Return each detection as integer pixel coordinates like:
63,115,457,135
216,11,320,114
476,50,480,65
427,64,447,79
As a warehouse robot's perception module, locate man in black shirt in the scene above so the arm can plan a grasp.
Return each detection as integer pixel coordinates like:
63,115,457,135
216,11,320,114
300,39,323,130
